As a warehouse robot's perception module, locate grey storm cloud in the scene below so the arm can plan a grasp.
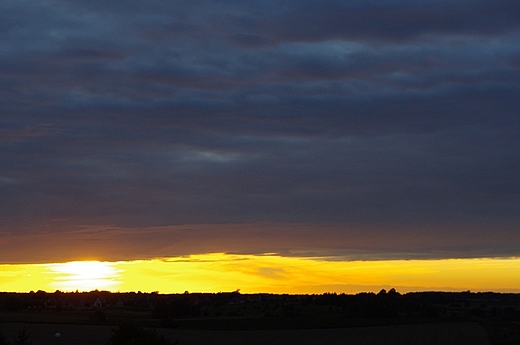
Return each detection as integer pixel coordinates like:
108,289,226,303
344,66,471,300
0,0,519,262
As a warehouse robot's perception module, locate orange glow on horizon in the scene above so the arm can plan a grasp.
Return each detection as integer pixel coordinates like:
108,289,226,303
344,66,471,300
0,254,519,294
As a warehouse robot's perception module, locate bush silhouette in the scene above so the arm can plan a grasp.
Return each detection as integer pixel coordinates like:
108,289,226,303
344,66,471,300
108,323,176,345
0,331,9,345
13,328,32,345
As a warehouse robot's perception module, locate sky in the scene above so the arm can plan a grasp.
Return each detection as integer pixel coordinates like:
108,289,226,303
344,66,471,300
2,256,520,294
1,1,520,292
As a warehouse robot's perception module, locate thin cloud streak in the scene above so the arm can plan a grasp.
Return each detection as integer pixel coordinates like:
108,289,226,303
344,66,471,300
0,223,518,264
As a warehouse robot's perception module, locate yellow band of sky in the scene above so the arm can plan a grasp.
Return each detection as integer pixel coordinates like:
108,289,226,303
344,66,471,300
1,253,519,294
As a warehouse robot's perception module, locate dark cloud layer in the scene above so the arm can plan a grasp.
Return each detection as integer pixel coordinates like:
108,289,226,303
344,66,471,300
1,0,519,262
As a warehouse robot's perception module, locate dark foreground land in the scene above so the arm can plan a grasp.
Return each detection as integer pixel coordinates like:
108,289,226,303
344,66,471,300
0,321,490,345
0,290,518,344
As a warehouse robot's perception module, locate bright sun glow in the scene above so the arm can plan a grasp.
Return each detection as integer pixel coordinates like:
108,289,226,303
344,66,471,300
45,261,121,292
0,254,519,293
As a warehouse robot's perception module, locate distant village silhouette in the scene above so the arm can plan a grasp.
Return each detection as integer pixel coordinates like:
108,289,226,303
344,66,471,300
1,289,519,344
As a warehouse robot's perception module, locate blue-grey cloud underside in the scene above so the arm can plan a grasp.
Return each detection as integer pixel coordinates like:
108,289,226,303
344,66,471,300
1,0,519,262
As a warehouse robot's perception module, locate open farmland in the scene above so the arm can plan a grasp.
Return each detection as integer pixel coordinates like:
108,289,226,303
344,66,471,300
0,321,489,345
1,291,519,344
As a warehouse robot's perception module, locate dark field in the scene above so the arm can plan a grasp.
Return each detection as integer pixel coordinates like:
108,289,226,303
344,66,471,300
0,291,519,344
0,321,490,345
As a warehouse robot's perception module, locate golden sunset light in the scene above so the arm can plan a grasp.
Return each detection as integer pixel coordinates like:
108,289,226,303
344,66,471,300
45,261,122,292
1,254,519,294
